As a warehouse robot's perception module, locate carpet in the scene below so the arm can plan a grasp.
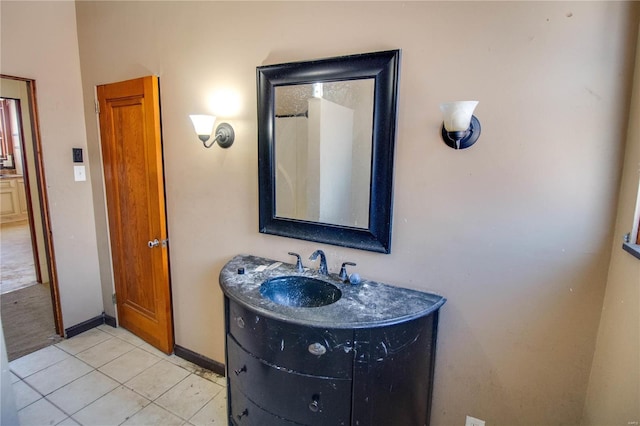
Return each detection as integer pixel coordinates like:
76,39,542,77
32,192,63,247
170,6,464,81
1,283,62,361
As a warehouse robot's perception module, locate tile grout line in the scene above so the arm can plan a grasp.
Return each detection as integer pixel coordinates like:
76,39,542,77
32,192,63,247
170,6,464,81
60,344,158,426
124,365,190,403
11,328,113,379
185,385,224,425
12,327,227,426
15,376,82,425
70,335,141,371
15,347,121,422
9,349,70,380
12,331,135,424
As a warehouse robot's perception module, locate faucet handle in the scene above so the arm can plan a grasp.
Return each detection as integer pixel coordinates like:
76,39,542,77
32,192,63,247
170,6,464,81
339,262,356,282
288,252,304,272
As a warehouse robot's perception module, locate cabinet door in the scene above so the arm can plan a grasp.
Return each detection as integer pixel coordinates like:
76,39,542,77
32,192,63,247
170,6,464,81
228,335,351,426
0,179,18,215
228,299,354,379
352,312,439,426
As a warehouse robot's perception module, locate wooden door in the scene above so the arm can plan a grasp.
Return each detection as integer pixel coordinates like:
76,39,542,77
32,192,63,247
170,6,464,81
97,76,173,354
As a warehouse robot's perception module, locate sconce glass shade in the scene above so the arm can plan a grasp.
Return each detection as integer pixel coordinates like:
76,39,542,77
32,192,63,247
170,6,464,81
440,101,478,132
189,114,216,141
189,114,235,149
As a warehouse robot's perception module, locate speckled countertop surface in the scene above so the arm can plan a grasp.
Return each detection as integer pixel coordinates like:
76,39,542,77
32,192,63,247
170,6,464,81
219,254,446,329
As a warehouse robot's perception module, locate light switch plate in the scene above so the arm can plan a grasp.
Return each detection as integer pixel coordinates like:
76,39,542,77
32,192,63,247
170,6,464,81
465,416,485,426
74,165,86,182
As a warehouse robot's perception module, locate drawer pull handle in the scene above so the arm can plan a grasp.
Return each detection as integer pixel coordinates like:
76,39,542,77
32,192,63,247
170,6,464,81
234,365,247,376
236,317,245,329
308,342,327,356
308,395,320,412
237,408,248,420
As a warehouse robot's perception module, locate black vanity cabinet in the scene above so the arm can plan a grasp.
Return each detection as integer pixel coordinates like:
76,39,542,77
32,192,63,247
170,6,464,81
220,255,446,426
224,299,440,426
226,299,353,425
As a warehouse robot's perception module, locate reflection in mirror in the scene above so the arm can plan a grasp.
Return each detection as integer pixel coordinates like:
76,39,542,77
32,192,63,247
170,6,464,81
0,98,19,170
274,79,373,228
258,50,401,253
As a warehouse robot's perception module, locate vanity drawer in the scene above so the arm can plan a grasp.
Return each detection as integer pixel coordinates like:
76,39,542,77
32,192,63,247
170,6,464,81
229,385,298,426
227,299,354,379
228,335,351,426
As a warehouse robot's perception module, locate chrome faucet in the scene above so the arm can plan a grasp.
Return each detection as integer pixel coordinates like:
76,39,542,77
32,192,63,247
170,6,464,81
309,250,328,275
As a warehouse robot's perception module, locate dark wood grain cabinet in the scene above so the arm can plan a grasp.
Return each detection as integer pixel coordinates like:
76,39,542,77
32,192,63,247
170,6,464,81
224,297,441,426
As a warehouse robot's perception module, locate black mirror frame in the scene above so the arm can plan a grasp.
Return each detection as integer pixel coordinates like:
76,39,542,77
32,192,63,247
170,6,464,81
257,50,401,254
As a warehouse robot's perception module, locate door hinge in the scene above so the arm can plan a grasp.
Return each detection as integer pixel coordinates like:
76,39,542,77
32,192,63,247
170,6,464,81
95,100,100,114
112,293,117,304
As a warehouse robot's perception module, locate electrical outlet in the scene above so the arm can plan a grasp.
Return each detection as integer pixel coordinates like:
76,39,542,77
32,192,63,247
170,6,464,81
465,415,485,426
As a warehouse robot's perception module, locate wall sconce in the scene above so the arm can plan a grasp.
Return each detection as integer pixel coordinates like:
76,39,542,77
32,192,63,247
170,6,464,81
189,114,235,149
440,101,481,150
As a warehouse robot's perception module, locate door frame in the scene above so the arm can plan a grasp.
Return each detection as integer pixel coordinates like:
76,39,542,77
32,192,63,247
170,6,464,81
0,74,63,335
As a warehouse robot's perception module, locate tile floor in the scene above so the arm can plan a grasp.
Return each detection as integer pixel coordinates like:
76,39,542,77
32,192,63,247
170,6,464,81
8,325,228,425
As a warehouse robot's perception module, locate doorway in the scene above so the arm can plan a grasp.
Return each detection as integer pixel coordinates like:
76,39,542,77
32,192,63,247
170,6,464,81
1,97,38,293
0,75,63,360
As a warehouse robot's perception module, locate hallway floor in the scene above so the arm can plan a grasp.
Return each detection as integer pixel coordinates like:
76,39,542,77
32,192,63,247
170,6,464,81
9,325,227,425
0,221,37,295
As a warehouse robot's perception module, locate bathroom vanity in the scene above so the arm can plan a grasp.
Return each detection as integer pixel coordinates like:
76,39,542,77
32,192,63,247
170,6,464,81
219,254,446,426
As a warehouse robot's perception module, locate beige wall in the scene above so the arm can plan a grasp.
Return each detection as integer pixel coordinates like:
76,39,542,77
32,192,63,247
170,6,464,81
0,1,103,328
582,22,640,425
70,1,636,424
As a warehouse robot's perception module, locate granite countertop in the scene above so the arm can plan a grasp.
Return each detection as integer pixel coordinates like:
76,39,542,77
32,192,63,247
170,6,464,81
219,254,446,329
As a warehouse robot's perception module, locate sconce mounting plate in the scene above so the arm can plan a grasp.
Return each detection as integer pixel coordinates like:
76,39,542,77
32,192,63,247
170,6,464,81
441,115,481,150
214,123,235,149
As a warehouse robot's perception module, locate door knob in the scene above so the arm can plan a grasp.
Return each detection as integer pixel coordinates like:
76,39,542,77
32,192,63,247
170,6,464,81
148,238,168,248
237,408,248,420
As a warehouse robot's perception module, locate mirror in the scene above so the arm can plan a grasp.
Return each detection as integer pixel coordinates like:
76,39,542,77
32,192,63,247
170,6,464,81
258,50,400,253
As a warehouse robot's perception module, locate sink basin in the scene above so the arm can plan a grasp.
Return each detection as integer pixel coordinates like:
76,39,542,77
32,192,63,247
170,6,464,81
260,276,341,308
